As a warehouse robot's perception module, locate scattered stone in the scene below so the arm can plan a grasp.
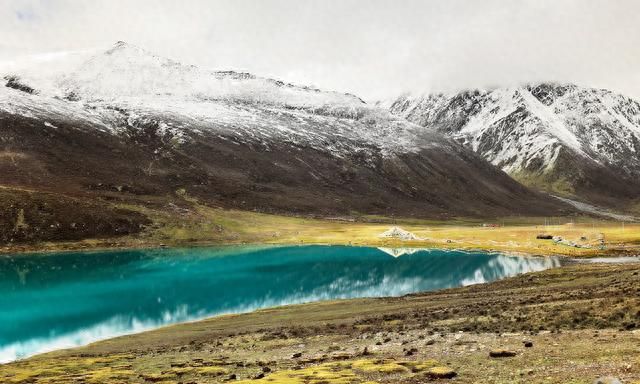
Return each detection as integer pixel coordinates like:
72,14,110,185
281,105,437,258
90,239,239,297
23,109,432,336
292,352,302,358
523,340,533,348
594,377,622,384
225,373,237,381
405,347,418,356
489,349,517,358
425,339,436,345
254,373,265,380
262,366,271,373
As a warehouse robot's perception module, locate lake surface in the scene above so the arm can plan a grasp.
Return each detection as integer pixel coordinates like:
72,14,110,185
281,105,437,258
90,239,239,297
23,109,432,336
0,245,561,362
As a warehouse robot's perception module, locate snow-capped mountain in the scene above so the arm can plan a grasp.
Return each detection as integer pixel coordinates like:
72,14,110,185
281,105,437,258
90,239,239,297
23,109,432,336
386,84,640,209
4,41,366,107
1,41,393,157
0,42,573,244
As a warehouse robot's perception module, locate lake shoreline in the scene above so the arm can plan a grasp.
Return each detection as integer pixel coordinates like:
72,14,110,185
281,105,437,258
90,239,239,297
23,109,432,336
2,261,638,383
2,207,639,258
0,246,560,363
0,240,569,259
1,221,639,259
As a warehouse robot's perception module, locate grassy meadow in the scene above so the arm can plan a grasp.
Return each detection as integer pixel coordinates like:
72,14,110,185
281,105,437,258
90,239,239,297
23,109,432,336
4,196,637,258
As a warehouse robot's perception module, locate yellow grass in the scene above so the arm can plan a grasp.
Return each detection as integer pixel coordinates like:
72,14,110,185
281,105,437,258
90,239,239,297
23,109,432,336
6,195,638,257
127,201,639,257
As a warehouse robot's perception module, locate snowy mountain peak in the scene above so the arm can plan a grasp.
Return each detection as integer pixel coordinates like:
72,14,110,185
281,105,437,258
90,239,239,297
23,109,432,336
387,83,640,206
1,43,418,161
108,40,138,52
0,44,575,220
2,42,365,110
525,82,578,106
98,40,180,68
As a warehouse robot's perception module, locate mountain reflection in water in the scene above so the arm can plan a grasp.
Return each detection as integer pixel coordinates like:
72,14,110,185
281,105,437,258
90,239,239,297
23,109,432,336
0,245,561,362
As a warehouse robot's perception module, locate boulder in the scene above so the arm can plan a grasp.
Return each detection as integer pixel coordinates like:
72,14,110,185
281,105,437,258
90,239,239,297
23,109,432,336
594,377,622,384
489,349,517,357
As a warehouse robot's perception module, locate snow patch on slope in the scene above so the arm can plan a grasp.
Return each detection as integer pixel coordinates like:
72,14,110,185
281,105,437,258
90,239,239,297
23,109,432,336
6,41,364,111
517,89,586,156
388,83,640,179
553,196,637,222
0,42,431,158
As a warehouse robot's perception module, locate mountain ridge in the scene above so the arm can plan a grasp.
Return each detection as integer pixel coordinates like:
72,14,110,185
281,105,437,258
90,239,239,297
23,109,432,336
2,41,367,109
0,42,575,244
386,82,640,210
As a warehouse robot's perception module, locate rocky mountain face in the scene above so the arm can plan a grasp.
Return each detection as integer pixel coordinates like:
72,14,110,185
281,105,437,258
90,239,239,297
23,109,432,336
0,42,572,244
386,84,640,210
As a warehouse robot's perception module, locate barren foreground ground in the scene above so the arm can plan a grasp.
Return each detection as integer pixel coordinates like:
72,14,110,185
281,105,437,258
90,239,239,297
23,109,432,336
2,262,639,384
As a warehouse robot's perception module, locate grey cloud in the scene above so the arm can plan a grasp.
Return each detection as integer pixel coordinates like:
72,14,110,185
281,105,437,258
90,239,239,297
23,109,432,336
1,0,639,101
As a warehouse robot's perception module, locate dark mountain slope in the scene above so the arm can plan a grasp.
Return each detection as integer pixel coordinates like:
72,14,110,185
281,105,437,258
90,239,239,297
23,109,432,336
0,43,573,244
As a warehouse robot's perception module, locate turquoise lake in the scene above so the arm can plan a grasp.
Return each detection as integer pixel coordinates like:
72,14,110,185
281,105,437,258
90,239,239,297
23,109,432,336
0,245,561,362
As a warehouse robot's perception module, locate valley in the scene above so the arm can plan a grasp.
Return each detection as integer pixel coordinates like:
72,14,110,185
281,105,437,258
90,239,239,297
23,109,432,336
0,42,576,248
1,39,639,384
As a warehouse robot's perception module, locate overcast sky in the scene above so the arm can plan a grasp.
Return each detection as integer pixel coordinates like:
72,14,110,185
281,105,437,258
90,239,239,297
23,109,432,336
1,0,639,101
